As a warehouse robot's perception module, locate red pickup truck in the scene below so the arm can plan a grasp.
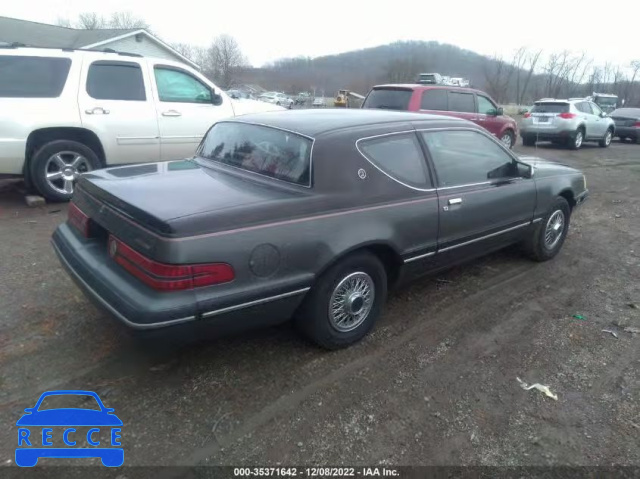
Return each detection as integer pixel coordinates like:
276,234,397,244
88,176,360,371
362,84,519,149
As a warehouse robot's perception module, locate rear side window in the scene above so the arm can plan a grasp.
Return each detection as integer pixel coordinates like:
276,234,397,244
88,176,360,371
420,89,448,110
86,62,146,101
531,102,569,114
0,56,71,98
448,92,475,113
358,134,430,188
362,88,412,110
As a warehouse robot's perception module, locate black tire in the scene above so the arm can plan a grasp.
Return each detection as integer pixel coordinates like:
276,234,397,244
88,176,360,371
500,130,515,149
568,129,584,150
295,252,388,349
522,136,535,147
30,140,102,202
632,136,639,144
523,197,571,262
599,128,613,148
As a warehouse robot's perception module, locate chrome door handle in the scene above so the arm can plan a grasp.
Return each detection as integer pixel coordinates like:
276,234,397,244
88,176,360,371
448,198,463,205
85,107,110,115
162,110,182,117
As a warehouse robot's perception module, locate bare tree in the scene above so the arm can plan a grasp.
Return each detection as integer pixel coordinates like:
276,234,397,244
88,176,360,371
57,11,149,30
518,49,542,104
200,35,247,88
77,12,106,29
483,54,515,103
108,11,149,29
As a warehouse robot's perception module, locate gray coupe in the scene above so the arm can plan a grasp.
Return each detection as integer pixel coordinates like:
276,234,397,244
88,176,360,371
52,110,588,349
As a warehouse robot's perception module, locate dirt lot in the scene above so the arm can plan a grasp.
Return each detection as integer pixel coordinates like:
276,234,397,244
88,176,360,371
0,140,639,471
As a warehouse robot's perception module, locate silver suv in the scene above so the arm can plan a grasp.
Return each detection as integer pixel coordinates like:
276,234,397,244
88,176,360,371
520,99,615,150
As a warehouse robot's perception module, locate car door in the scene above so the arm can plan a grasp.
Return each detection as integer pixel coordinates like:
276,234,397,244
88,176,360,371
475,94,502,137
78,57,160,165
151,64,234,161
587,102,607,138
446,90,478,123
420,129,536,261
576,101,598,139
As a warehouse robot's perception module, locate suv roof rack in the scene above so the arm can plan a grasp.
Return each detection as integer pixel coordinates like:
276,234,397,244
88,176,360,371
0,44,143,58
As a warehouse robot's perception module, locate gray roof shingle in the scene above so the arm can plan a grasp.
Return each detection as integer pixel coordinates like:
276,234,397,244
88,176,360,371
0,16,139,49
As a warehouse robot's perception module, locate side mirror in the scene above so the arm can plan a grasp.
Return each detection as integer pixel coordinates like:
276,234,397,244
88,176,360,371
496,106,504,116
520,163,534,179
212,92,223,106
600,111,607,118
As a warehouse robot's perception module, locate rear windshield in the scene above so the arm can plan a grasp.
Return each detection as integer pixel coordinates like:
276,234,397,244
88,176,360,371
0,56,71,98
531,102,569,114
362,88,412,110
198,122,312,186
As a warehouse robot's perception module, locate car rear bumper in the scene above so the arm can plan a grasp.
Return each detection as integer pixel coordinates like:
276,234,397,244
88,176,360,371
520,129,578,141
614,126,639,138
51,224,310,335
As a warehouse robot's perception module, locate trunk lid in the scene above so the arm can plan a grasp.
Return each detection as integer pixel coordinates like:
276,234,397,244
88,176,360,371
77,159,309,236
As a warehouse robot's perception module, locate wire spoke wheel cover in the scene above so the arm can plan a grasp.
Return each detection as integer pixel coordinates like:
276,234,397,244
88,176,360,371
329,272,375,332
544,210,565,250
44,151,91,195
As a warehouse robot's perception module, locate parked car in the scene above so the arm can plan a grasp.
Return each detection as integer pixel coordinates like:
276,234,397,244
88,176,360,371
295,92,311,105
521,99,615,149
361,84,519,149
312,97,326,107
0,46,283,202
226,89,253,100
259,92,294,109
609,107,640,143
52,110,588,349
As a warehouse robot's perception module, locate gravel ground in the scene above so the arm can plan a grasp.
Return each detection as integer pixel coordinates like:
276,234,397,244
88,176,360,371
0,140,638,472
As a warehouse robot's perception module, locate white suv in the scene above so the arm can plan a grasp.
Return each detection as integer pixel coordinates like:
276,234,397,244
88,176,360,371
0,46,283,201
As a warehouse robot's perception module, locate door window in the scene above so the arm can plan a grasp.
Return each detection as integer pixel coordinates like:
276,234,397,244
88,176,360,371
448,92,475,113
422,130,518,187
86,61,146,101
420,89,448,110
589,102,603,116
154,67,212,103
358,134,430,188
477,95,497,114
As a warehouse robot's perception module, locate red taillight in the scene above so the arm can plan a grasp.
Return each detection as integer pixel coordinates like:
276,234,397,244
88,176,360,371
633,121,640,127
108,235,234,291
559,112,577,119
68,202,90,237
523,112,531,118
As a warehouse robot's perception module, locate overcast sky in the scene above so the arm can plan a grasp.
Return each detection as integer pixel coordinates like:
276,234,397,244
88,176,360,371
3,0,640,68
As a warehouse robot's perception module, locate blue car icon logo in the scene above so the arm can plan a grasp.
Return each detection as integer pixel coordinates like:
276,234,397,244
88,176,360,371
16,390,123,467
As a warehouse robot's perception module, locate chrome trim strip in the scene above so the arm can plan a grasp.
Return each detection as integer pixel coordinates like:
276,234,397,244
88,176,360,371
355,130,437,192
532,218,543,223
51,240,197,330
437,222,531,253
202,288,311,319
404,251,436,263
437,181,491,190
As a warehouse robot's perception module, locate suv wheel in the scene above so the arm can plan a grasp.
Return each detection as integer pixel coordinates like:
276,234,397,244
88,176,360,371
500,130,515,149
30,140,102,202
599,128,613,148
295,252,387,349
569,129,584,150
